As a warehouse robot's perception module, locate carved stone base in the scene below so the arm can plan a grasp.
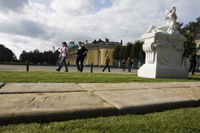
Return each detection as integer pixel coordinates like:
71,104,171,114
138,64,188,79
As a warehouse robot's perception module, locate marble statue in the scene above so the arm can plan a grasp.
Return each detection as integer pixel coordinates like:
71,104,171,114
138,7,188,79
146,7,183,36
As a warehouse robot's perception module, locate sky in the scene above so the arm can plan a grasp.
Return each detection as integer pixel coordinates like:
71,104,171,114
0,0,200,59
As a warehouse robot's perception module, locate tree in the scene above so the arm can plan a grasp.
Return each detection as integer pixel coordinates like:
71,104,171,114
131,41,143,58
183,34,197,57
139,42,145,58
112,44,122,60
177,17,200,57
125,42,133,58
119,46,126,60
0,44,17,62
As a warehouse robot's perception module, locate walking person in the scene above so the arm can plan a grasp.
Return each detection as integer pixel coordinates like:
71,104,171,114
127,57,132,72
56,42,68,72
76,41,88,72
102,54,111,72
188,50,197,75
122,59,126,71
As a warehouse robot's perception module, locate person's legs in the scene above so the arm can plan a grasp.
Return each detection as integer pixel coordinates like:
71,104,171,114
127,65,130,72
102,64,107,72
76,57,81,71
63,57,68,72
108,64,110,72
56,57,64,71
129,64,131,72
192,63,196,74
80,57,84,72
188,62,193,72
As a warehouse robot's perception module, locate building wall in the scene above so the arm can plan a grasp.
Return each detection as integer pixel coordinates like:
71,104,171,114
85,49,114,66
99,49,114,66
86,50,99,65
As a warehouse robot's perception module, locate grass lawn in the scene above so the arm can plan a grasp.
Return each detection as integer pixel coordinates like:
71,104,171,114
0,107,200,133
0,70,200,83
0,70,200,132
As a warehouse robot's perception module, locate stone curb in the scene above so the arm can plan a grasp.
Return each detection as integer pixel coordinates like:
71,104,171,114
0,83,5,89
118,100,200,115
0,108,118,125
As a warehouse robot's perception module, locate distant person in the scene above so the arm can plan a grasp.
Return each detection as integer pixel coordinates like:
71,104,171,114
122,59,126,71
56,42,68,72
188,50,197,75
102,54,111,72
127,57,132,72
76,41,88,72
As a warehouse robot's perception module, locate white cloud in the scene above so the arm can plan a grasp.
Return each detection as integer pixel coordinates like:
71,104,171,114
50,0,94,16
0,0,200,59
101,0,106,4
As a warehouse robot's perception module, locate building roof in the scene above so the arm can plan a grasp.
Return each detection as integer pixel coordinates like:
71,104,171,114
68,43,78,49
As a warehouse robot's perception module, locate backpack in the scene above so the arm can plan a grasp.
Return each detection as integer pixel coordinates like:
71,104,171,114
189,54,195,62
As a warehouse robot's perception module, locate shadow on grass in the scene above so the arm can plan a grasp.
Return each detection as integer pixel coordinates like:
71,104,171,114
188,77,200,81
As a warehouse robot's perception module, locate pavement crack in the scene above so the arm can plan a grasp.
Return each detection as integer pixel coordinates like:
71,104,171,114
29,97,36,104
43,97,49,103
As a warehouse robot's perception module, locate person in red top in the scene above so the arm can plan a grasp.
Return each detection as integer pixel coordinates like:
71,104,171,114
56,42,68,72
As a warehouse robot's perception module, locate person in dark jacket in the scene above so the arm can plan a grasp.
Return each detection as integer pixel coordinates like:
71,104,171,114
102,54,111,72
122,59,126,71
76,41,88,72
127,57,132,72
188,51,197,75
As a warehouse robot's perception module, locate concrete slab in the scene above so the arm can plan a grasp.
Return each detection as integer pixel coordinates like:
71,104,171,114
0,83,87,94
162,87,200,100
94,89,200,115
138,82,200,89
0,92,117,125
0,82,4,89
78,83,148,91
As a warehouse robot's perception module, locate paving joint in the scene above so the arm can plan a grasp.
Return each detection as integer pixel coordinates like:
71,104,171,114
0,90,87,95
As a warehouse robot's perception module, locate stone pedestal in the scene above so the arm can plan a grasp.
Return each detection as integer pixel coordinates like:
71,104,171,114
138,32,188,79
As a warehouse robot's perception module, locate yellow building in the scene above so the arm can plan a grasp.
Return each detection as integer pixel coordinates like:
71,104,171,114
68,39,122,66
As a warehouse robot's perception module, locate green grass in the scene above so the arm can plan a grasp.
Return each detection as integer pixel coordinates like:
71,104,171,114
0,70,200,83
0,107,200,132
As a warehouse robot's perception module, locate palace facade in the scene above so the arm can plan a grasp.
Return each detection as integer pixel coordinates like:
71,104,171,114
67,39,122,66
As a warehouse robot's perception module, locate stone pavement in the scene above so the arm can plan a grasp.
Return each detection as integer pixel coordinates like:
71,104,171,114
0,82,200,125
0,64,138,74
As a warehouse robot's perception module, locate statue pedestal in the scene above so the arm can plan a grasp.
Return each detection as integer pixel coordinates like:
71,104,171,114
138,32,188,79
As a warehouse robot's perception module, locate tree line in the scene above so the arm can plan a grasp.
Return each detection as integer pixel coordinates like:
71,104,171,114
19,49,60,65
112,41,145,61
